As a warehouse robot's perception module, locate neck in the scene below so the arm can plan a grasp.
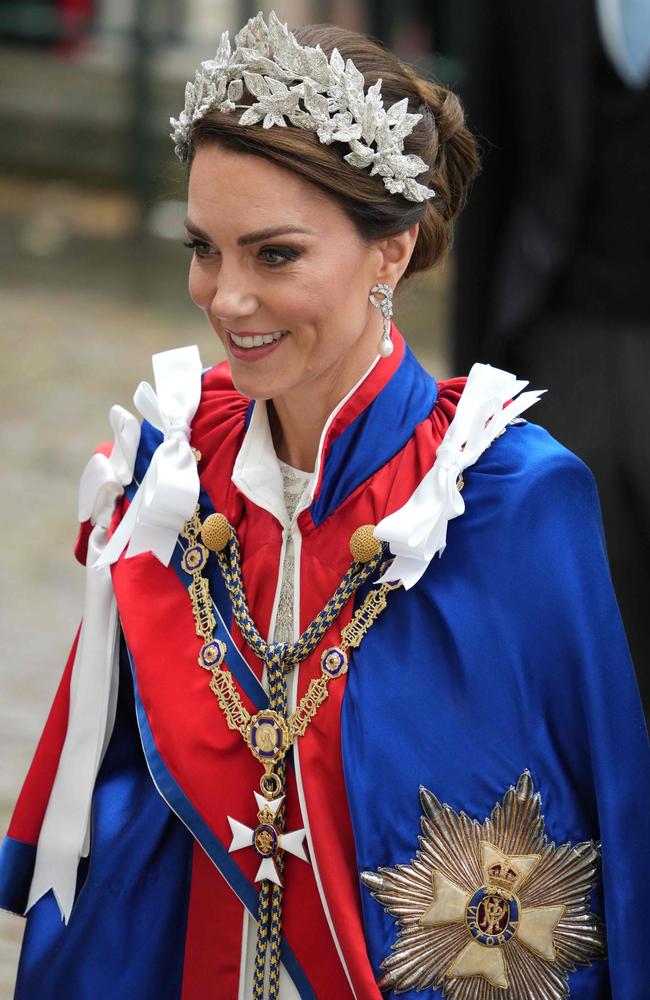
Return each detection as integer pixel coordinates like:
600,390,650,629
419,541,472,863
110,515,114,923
269,340,380,473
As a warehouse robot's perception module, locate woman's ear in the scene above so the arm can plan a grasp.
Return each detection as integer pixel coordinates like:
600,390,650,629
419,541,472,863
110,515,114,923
374,224,419,286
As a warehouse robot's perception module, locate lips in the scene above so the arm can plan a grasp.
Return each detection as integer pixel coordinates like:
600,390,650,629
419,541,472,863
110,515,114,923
225,328,289,361
227,329,288,349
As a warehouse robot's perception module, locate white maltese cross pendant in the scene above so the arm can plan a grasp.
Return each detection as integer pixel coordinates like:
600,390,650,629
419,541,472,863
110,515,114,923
227,791,309,886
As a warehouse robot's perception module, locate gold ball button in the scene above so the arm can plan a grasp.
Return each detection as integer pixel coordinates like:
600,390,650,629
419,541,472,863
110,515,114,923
200,513,231,552
349,524,382,563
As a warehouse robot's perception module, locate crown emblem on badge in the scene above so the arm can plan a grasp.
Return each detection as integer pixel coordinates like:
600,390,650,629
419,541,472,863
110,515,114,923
361,772,606,998
485,856,521,891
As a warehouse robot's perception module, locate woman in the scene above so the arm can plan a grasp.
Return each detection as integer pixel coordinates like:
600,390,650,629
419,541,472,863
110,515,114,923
1,11,648,1000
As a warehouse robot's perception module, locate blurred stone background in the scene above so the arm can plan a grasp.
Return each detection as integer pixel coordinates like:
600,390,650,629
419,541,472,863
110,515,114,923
0,1,458,993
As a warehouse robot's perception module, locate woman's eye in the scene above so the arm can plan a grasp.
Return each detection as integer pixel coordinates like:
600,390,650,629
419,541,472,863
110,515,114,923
259,245,301,266
182,240,300,266
182,238,214,258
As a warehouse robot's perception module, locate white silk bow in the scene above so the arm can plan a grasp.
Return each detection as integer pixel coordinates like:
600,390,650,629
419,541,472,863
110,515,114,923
97,345,203,567
375,363,545,589
27,404,140,923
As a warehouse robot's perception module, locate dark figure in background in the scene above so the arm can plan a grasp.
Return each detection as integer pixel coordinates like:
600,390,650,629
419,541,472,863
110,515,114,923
0,0,94,51
453,0,650,714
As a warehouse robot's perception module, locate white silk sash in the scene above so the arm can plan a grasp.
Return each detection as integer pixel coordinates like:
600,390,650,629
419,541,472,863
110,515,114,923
97,344,203,568
375,363,545,589
26,405,140,922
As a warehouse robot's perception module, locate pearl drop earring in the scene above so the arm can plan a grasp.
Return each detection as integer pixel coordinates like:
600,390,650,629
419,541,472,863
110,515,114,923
368,283,394,358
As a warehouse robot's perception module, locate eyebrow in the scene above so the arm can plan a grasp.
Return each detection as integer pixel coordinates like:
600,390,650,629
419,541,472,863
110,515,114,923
184,218,316,245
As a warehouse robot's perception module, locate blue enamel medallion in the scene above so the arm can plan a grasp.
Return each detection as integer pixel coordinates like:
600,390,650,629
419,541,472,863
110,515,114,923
465,887,519,947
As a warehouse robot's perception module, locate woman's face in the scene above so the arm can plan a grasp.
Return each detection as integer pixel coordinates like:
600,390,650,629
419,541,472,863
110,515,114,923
186,144,393,403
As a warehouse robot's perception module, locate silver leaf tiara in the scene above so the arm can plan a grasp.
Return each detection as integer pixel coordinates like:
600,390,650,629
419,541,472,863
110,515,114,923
170,10,436,203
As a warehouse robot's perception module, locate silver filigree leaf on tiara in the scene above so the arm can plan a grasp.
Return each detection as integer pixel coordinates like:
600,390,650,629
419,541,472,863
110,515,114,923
169,10,436,203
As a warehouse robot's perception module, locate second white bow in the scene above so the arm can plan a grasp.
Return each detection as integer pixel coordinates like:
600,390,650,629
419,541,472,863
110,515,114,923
375,364,545,589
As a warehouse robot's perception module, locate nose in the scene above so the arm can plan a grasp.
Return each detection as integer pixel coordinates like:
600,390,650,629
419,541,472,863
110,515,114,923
208,261,259,325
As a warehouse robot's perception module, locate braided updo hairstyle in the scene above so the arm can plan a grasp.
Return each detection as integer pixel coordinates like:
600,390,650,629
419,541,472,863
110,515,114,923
188,23,480,280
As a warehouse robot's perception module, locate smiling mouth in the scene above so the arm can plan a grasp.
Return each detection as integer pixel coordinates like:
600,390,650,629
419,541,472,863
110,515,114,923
227,329,289,349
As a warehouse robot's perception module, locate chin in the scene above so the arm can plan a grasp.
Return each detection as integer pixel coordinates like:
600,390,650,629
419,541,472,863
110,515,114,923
226,361,284,402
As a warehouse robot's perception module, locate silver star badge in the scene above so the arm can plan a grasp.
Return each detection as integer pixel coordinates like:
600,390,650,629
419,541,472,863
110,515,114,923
361,771,606,998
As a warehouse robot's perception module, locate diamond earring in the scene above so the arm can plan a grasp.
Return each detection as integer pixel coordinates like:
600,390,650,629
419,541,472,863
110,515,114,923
369,283,394,358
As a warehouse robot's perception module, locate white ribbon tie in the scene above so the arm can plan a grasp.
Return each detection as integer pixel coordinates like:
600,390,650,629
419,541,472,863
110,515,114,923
375,363,545,589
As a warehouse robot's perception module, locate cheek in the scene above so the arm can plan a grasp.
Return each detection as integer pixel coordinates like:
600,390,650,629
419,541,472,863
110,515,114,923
289,247,374,330
314,260,374,337
328,243,376,317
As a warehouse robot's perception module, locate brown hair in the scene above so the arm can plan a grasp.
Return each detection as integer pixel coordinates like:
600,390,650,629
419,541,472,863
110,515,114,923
188,23,479,280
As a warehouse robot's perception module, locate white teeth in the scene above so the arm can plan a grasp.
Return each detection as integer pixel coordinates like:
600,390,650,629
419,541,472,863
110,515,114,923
230,330,288,349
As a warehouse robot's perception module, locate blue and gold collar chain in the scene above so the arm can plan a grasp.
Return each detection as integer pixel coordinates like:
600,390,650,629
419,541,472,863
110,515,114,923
180,505,399,999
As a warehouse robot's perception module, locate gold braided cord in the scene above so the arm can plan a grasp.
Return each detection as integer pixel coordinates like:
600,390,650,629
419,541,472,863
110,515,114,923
253,879,271,999
268,881,284,997
252,650,287,1000
215,523,383,672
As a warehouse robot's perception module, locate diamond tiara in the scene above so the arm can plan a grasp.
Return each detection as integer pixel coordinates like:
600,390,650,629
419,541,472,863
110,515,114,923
170,10,436,203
